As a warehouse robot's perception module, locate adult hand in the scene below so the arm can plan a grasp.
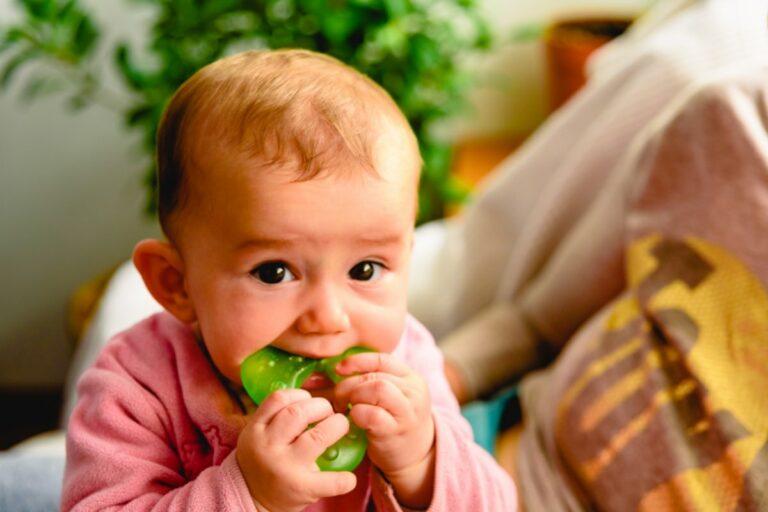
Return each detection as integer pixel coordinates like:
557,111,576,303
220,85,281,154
443,358,472,405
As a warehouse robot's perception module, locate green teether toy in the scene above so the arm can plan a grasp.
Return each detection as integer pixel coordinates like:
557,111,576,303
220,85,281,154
240,345,372,471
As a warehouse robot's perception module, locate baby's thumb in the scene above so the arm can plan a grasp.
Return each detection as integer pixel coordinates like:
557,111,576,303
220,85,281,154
313,471,357,499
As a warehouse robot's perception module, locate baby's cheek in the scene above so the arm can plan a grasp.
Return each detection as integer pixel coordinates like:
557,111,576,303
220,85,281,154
362,309,407,353
202,319,282,384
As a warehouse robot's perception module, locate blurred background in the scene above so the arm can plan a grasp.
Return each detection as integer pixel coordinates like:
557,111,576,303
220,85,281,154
0,0,653,447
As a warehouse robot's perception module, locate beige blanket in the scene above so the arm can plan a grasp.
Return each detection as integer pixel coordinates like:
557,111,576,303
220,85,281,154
407,0,768,401
517,61,768,511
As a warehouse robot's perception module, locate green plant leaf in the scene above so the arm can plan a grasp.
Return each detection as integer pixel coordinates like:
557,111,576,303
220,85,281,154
320,9,363,45
71,13,99,58
1,27,30,50
383,0,408,19
115,43,150,90
21,0,57,20
57,0,77,20
20,74,66,101
0,46,41,89
125,103,154,127
1,0,493,223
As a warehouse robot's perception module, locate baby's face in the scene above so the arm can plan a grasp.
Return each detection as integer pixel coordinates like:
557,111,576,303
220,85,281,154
173,146,419,387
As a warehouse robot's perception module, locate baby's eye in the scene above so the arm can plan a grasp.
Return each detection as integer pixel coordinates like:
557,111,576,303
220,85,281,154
250,261,295,284
349,261,383,282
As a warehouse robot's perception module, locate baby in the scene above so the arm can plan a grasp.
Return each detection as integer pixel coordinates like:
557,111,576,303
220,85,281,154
62,49,516,511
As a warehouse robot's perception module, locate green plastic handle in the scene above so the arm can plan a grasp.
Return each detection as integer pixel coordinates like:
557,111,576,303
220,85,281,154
240,345,372,471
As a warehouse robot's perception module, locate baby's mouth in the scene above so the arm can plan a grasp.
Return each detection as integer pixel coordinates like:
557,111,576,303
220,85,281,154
301,371,338,405
301,371,334,391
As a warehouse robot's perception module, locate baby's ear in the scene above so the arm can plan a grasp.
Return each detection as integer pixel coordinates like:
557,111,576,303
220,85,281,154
132,239,196,324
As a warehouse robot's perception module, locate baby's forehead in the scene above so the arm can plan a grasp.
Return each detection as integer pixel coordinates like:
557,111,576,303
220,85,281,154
192,139,419,189
186,106,419,176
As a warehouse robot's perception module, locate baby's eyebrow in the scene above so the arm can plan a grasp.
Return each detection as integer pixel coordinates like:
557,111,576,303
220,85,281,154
234,237,297,251
233,232,406,251
353,233,405,245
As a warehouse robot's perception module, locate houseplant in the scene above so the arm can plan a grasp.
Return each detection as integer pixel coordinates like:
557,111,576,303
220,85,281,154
0,0,492,224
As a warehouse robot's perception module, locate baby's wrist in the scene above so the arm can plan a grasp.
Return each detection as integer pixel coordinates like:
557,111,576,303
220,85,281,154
247,490,276,512
381,443,436,510
234,449,269,512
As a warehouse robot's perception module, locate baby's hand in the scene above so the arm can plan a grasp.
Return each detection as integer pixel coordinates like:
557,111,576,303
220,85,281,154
333,353,436,509
236,389,357,511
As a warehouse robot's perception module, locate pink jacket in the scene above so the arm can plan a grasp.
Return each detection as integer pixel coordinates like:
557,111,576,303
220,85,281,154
62,312,516,511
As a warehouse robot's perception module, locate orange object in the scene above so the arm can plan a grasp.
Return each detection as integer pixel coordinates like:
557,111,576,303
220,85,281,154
545,18,632,111
452,135,528,187
447,135,529,216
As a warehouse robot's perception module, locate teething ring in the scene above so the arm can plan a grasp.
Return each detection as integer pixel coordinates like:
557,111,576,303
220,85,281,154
240,346,371,471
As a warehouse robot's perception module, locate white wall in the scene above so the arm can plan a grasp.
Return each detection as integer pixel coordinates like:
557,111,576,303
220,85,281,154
0,0,652,389
0,0,160,389
456,0,656,137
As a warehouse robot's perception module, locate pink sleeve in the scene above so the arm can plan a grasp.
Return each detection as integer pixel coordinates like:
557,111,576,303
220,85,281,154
370,316,518,510
62,366,256,511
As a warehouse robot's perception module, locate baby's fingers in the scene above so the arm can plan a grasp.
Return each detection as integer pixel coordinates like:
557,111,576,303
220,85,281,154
253,388,312,424
348,403,398,436
336,374,408,418
268,397,335,445
304,470,357,500
293,412,350,461
335,352,410,378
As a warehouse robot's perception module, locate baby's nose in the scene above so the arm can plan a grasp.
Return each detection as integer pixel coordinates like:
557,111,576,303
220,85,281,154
295,282,351,337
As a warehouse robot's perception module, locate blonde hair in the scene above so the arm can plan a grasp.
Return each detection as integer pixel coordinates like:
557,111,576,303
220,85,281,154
156,48,418,234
